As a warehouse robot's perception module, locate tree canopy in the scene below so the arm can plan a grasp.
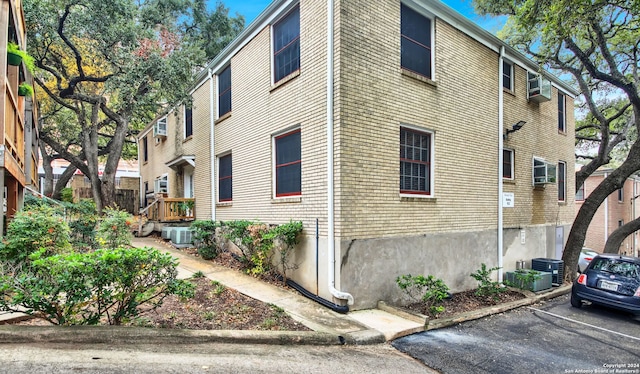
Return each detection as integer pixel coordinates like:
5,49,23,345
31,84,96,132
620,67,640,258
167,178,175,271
27,0,244,210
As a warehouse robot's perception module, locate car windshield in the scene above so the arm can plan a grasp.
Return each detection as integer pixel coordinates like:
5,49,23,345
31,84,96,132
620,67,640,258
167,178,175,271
590,258,640,279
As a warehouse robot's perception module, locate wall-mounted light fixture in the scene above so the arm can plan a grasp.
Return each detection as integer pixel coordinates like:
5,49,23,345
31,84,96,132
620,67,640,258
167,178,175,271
504,120,526,140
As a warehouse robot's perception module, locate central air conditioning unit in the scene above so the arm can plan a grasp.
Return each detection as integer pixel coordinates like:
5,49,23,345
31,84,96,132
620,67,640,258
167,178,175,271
170,227,193,245
153,117,167,139
527,72,552,103
533,158,557,185
531,258,564,286
161,227,173,239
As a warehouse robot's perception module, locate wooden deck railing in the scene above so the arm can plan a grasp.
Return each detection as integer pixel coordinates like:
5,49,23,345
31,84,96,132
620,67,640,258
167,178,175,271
146,197,195,222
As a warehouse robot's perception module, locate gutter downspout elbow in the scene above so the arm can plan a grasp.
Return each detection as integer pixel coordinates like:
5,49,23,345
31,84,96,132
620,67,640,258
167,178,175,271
326,0,354,306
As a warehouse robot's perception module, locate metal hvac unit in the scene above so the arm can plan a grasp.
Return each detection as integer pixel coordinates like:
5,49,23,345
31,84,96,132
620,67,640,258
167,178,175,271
161,227,173,239
531,258,564,286
170,227,193,245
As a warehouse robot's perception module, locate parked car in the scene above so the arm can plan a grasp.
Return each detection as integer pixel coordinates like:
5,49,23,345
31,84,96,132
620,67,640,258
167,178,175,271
571,254,640,315
578,248,599,273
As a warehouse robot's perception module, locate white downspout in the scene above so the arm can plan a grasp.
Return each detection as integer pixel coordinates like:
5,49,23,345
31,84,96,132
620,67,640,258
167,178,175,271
209,69,217,221
498,46,505,282
326,0,354,305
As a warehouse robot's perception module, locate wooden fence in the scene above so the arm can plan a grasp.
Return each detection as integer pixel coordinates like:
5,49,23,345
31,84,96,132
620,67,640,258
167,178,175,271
77,188,139,215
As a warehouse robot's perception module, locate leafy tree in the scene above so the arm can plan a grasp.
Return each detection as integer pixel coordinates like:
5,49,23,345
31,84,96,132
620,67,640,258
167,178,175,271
474,0,640,279
24,0,209,212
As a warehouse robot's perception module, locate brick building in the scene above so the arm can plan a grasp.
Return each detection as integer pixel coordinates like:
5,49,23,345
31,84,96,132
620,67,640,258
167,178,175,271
138,0,577,310
577,169,640,256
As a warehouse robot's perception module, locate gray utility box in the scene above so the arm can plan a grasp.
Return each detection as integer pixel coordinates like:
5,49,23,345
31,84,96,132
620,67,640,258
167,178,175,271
161,226,173,239
505,270,552,292
531,258,564,285
170,227,193,245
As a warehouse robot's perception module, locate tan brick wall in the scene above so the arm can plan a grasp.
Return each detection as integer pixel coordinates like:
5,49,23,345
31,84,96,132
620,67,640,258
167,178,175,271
336,0,575,238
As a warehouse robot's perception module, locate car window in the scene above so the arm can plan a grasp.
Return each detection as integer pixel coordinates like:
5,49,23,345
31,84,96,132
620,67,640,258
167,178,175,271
590,258,640,279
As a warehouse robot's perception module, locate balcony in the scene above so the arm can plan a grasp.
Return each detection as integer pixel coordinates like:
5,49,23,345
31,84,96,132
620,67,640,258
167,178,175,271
146,196,195,222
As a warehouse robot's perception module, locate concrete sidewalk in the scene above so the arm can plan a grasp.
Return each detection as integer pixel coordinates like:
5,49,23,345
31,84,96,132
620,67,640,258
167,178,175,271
0,236,572,345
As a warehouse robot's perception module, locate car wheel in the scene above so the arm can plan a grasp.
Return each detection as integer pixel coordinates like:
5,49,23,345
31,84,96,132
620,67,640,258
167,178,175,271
570,293,582,308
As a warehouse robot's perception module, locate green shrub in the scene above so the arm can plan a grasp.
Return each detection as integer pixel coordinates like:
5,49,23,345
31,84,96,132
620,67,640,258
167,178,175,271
0,205,71,264
60,187,74,203
396,274,449,317
65,199,98,250
190,220,219,260
470,263,507,303
0,246,195,325
270,221,303,282
96,207,133,248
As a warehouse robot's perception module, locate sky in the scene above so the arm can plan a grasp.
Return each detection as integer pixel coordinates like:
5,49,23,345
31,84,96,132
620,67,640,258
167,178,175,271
223,0,506,35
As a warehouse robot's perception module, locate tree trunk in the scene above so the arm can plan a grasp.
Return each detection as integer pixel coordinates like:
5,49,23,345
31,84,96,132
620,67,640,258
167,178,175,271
51,164,78,200
99,118,129,210
603,217,640,255
563,142,640,281
39,142,54,197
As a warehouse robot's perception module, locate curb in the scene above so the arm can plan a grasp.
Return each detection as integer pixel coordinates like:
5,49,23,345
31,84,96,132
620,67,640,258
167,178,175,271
0,326,348,346
379,283,573,333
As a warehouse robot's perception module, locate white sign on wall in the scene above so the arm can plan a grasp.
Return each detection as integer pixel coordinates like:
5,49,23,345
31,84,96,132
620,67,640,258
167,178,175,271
502,192,515,208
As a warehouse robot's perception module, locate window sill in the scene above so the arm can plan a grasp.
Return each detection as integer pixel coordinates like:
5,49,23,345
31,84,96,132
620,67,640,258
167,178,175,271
558,130,566,136
216,201,232,207
558,201,567,206
270,70,300,92
271,196,302,204
183,135,193,143
503,179,516,184
401,68,437,87
215,112,232,125
503,87,515,96
400,194,436,202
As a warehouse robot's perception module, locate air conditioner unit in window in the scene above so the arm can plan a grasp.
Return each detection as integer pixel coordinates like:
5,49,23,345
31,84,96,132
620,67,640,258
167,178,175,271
533,158,557,185
154,177,168,194
153,117,167,138
527,72,552,103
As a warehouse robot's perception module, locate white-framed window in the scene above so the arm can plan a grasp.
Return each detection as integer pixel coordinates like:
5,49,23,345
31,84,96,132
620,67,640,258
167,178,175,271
618,187,624,202
184,104,193,138
558,161,566,202
272,5,300,84
273,128,301,197
217,65,231,118
502,60,514,91
218,153,232,202
576,183,585,201
400,125,434,196
400,3,434,80
503,148,514,180
153,116,167,138
154,174,168,194
558,91,566,132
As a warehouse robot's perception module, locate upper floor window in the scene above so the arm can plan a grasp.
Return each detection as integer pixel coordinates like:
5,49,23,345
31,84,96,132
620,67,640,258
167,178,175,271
558,161,566,202
576,183,585,201
558,92,566,132
503,61,513,91
218,65,231,117
273,6,300,83
218,153,232,202
274,129,301,197
184,106,193,138
142,136,148,162
503,148,514,179
400,126,433,195
401,4,432,79
618,187,624,202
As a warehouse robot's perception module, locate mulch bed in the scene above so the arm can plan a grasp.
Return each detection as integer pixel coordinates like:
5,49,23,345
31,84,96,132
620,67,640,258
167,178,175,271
405,289,526,319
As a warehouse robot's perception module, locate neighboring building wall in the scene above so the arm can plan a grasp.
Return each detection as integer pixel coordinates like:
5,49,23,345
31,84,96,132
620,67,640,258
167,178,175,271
579,172,640,256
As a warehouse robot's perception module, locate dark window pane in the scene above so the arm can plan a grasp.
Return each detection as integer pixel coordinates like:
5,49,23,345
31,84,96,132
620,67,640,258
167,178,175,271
503,61,512,90
558,162,566,201
274,6,300,82
275,130,301,196
218,66,232,117
185,107,193,137
401,4,431,78
558,92,565,132
219,154,232,201
503,149,513,179
142,136,148,162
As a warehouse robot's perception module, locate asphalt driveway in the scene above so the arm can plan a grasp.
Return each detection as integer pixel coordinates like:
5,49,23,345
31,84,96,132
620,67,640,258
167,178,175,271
392,294,640,374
